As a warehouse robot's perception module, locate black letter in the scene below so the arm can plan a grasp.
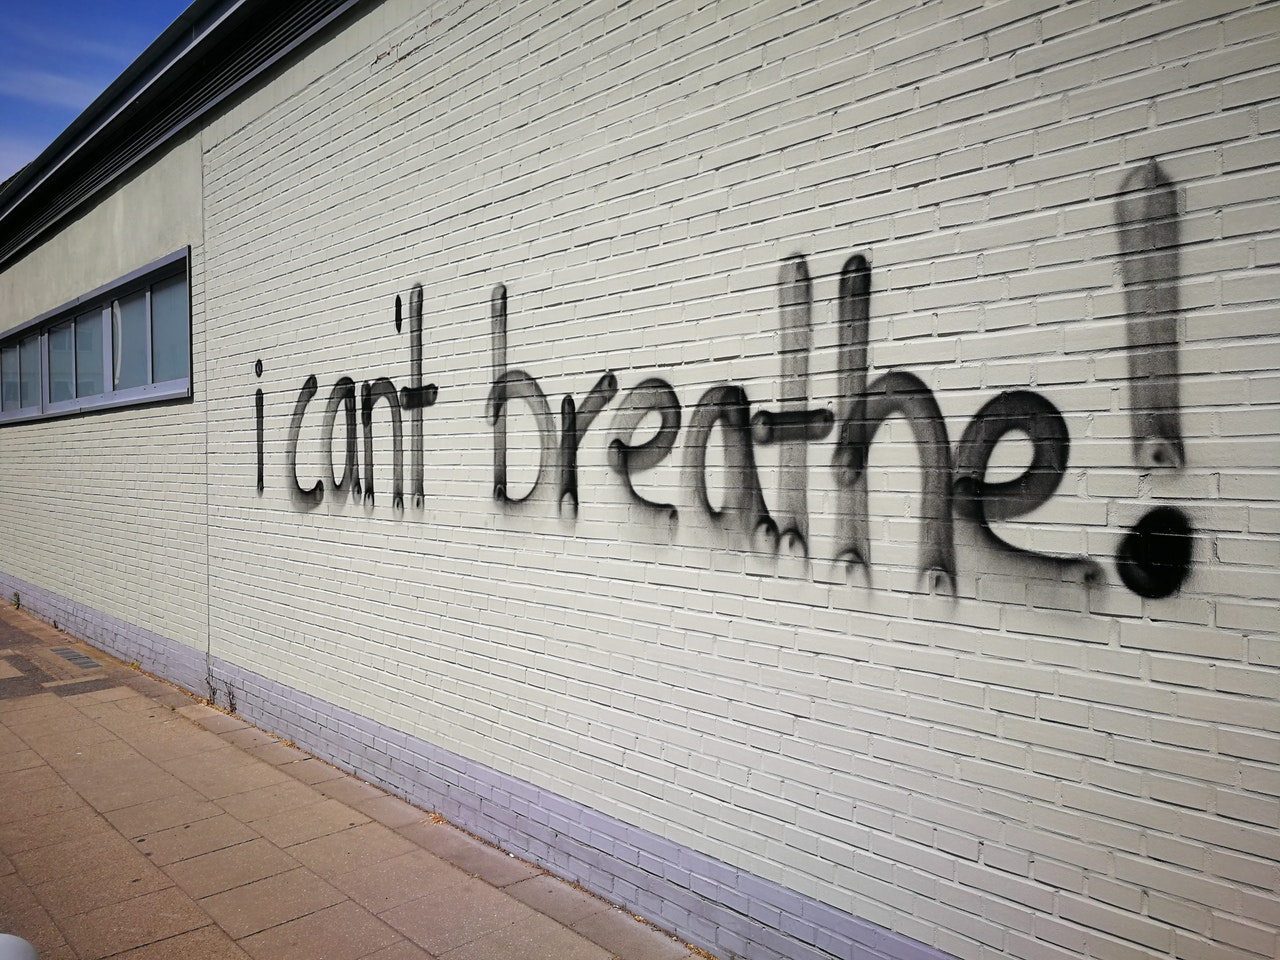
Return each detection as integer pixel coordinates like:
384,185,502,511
322,377,360,500
686,384,777,548
955,390,1101,583
751,256,833,556
486,285,555,504
831,256,955,592
398,286,438,507
362,378,405,509
287,375,324,508
608,378,682,522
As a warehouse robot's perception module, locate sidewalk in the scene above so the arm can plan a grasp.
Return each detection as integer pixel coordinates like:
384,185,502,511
0,605,702,960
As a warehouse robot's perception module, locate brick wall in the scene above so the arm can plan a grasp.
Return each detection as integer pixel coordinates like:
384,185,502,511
5,1,1279,958
0,134,209,661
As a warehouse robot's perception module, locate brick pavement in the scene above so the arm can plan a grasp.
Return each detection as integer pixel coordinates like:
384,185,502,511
0,605,701,960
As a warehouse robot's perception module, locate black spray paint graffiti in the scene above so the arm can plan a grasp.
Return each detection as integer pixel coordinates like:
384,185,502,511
1112,158,1194,598
831,255,957,592
258,159,1196,600
269,287,439,511
750,257,834,555
953,391,1102,585
607,378,682,523
486,284,618,514
398,285,438,508
255,359,264,494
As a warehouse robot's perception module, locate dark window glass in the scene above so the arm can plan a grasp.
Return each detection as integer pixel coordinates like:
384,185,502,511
0,345,17,410
18,337,39,408
151,274,189,383
76,310,104,398
49,322,75,403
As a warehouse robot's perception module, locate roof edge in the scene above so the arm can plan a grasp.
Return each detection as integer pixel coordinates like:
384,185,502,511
0,0,365,270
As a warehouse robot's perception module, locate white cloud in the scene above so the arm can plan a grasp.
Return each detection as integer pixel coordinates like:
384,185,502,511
0,68,104,111
0,19,140,66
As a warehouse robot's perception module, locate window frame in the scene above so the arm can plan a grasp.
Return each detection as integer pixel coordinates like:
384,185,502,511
0,249,190,425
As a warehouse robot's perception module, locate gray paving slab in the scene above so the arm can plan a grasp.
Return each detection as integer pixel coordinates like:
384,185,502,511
0,604,701,960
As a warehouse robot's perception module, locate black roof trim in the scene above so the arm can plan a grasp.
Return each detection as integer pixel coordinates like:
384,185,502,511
0,0,364,271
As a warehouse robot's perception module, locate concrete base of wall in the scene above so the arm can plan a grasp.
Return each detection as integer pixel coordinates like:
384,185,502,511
0,569,953,960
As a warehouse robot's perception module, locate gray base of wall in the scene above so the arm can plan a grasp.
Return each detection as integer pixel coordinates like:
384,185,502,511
0,571,209,695
0,570,953,960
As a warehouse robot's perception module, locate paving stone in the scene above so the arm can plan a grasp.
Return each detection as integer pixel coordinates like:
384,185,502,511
113,720,234,763
239,900,403,960
71,685,146,704
0,722,30,752
440,909,613,960
360,941,438,960
59,756,188,813
397,821,540,888
379,878,541,956
109,924,253,959
133,813,258,865
163,749,291,800
290,822,418,875
0,763,63,797
105,791,226,839
220,727,279,751
316,775,390,806
0,676,53,701
505,875,611,927
178,706,248,734
166,837,300,899
356,794,429,829
31,854,174,917
279,757,347,784
572,907,693,960
59,887,208,960
331,850,467,914
0,746,43,773
39,733,142,769
0,691,64,718
251,797,371,847
0,782,86,825
245,740,310,766
216,778,326,823
0,805,116,855
0,874,71,956
12,830,144,886
198,867,345,939
12,724,122,761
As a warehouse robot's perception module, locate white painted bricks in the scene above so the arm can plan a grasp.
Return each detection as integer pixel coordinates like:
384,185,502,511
3,2,1279,959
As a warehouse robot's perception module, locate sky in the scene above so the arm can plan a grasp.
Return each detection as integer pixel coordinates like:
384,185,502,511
0,0,191,182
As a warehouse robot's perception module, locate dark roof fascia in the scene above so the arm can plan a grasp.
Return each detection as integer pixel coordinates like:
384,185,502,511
0,0,365,272
0,0,243,220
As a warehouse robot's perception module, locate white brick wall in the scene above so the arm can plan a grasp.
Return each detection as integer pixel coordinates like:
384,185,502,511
0,134,208,656
4,1,1278,958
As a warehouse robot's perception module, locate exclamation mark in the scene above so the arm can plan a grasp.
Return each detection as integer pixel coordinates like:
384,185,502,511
1113,158,1193,598
254,359,264,494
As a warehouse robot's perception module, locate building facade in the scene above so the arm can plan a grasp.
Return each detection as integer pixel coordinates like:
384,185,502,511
1,2,1277,958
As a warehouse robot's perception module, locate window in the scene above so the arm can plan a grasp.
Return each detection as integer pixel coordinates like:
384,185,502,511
0,249,189,424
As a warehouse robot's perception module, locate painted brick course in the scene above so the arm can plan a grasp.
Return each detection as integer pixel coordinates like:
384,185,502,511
3,1,1279,959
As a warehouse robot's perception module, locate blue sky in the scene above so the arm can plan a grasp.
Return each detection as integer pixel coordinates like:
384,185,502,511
0,0,191,182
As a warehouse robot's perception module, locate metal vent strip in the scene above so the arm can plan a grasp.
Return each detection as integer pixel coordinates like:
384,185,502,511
51,647,101,670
